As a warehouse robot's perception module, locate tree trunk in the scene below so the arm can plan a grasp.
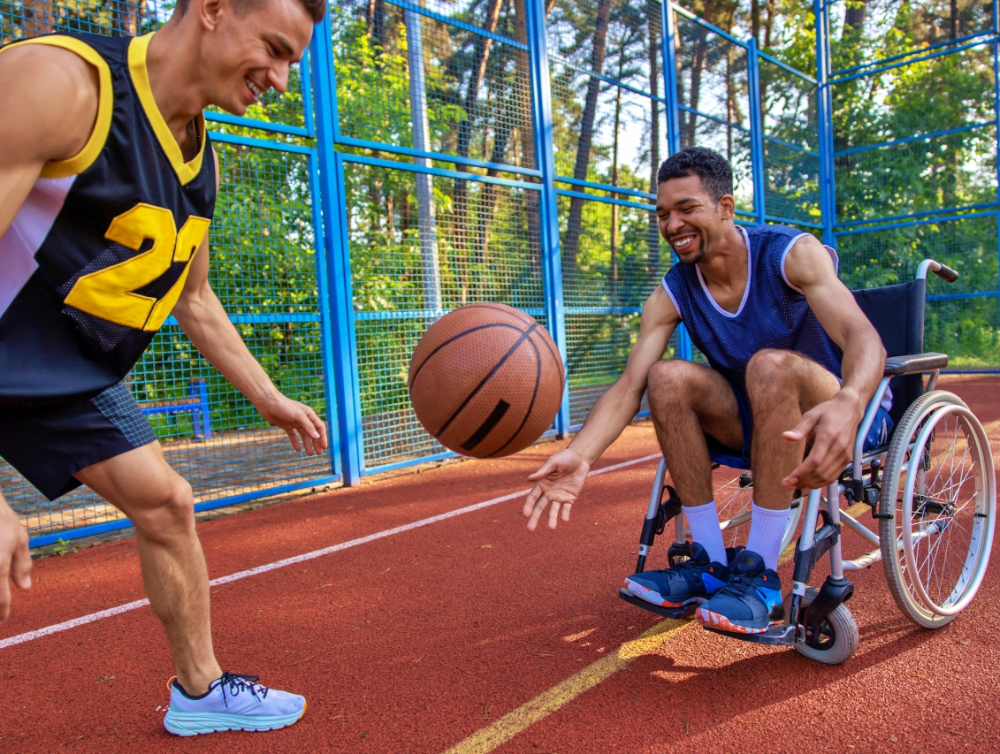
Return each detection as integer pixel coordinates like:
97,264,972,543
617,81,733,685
452,0,504,294
21,0,54,37
112,0,146,35
610,80,622,302
647,0,661,288
684,0,714,147
562,0,614,271
950,0,958,39
751,0,760,46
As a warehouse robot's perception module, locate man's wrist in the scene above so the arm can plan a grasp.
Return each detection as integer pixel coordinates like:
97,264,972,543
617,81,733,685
836,386,867,417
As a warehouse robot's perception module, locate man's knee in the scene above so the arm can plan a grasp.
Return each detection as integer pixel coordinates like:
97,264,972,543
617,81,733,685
132,476,195,539
746,349,801,398
647,359,701,411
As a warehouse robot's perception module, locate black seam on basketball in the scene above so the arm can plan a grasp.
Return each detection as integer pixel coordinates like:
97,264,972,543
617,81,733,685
488,337,541,457
409,323,526,389
435,323,539,438
459,303,535,325
530,326,565,386
461,400,511,452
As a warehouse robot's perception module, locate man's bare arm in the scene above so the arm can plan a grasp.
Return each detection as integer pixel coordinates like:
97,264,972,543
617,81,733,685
171,150,327,455
567,285,680,464
0,45,98,238
522,285,679,530
782,235,886,487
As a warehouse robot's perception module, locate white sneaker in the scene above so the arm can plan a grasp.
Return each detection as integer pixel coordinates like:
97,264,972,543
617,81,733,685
163,673,306,736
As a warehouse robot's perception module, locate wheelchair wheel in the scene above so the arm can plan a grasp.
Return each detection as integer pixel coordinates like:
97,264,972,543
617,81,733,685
713,469,802,554
792,588,859,665
879,391,997,629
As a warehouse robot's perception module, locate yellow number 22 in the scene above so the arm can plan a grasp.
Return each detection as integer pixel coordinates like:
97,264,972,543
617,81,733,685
64,203,211,331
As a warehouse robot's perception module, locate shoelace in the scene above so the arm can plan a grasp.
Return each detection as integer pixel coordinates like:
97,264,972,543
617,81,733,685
717,572,758,599
219,672,269,709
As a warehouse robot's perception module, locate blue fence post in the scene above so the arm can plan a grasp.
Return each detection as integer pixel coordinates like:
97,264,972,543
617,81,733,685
661,1,693,361
814,0,837,248
311,14,363,484
993,0,1000,333
526,0,570,438
748,37,767,227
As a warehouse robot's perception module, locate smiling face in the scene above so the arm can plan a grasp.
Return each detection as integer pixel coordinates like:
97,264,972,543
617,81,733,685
201,0,315,116
655,173,735,265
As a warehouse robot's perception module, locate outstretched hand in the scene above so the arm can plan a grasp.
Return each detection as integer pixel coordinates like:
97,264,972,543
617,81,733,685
522,449,590,531
0,496,31,623
782,391,863,490
256,393,329,455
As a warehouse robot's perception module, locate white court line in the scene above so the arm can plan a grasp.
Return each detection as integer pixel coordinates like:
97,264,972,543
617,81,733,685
1,453,661,651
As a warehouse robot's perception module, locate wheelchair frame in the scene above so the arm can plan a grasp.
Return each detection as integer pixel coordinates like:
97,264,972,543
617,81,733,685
619,259,998,663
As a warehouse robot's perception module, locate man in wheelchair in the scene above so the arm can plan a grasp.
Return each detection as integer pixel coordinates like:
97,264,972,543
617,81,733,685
522,146,892,635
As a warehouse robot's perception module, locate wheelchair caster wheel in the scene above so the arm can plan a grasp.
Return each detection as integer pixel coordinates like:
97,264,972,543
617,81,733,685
790,588,858,665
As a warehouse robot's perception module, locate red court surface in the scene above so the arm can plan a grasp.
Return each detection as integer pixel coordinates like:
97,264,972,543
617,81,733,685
1,376,998,753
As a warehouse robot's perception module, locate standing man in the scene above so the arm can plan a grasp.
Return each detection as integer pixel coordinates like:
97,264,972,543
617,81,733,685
0,0,326,735
522,147,888,635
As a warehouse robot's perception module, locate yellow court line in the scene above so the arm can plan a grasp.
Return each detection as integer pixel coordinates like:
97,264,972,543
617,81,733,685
441,495,953,754
441,617,690,754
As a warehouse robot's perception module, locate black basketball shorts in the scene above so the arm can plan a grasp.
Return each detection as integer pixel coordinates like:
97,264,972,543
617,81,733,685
0,381,156,500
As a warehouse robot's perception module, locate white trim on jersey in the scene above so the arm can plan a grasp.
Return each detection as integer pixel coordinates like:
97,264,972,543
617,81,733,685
0,176,76,319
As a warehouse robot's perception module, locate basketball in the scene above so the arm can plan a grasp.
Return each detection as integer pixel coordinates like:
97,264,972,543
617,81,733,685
408,303,565,459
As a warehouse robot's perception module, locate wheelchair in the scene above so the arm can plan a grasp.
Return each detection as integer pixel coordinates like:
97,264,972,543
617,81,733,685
619,259,997,664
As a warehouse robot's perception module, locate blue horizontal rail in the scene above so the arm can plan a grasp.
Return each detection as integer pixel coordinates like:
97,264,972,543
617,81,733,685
385,0,528,50
834,205,1000,232
552,56,665,104
163,313,321,327
765,214,824,229
829,37,995,87
564,306,643,315
679,104,751,134
354,307,546,321
28,475,340,548
208,130,315,155
554,176,656,201
758,50,817,84
335,135,542,178
672,3,748,50
555,188,655,211
206,110,310,138
763,133,819,156
830,29,996,80
927,291,999,301
833,122,992,157
341,153,543,190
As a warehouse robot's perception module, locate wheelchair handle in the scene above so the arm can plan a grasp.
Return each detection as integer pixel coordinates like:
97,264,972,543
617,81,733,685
917,259,959,283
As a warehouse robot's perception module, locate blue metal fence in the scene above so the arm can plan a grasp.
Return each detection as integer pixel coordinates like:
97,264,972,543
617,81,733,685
3,0,997,546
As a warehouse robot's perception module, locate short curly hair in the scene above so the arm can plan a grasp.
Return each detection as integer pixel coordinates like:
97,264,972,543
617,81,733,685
175,0,326,23
657,147,733,203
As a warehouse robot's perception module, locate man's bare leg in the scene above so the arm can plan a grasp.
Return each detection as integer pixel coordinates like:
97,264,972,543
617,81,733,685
75,442,222,694
646,359,744,507
745,349,841,511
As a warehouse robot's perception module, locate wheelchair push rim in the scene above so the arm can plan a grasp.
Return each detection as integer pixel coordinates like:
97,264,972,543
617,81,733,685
880,391,996,624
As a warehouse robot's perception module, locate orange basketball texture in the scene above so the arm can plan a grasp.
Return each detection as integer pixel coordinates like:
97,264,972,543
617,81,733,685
408,303,565,458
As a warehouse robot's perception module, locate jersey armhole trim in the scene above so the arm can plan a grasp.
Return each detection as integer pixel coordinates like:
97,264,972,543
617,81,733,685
780,233,839,295
0,37,113,179
661,277,684,320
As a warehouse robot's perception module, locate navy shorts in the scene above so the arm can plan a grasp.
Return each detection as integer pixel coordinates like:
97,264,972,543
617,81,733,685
0,381,156,500
704,380,894,471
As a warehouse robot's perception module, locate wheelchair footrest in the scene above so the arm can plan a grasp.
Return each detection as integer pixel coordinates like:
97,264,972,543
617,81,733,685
701,623,797,647
618,588,697,619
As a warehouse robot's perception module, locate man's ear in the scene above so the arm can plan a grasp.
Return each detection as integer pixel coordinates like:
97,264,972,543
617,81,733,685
198,0,225,30
717,193,736,219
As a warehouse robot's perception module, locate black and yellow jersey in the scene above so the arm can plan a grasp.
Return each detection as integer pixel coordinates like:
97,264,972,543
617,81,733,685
0,32,216,406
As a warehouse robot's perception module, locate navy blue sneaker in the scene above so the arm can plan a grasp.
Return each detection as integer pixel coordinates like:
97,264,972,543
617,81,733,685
623,543,736,608
696,550,784,634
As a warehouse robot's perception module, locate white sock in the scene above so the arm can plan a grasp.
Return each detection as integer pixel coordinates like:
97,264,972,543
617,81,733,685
684,500,728,565
745,503,793,571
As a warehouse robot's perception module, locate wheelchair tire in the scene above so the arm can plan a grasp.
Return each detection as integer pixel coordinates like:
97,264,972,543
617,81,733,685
878,391,997,629
793,588,859,665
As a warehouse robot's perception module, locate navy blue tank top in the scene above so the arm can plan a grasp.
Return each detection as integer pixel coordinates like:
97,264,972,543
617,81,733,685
0,32,216,406
662,224,843,399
